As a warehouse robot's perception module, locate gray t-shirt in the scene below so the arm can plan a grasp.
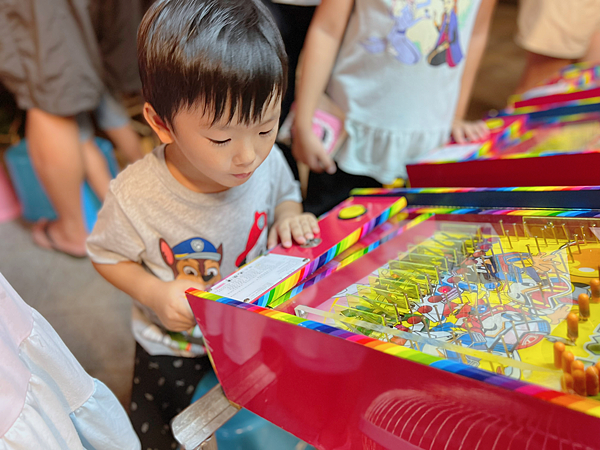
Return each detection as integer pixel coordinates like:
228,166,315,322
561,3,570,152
87,144,301,356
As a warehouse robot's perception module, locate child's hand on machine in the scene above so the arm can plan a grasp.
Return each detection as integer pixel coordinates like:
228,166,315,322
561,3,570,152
292,125,337,174
268,212,320,249
451,119,490,144
150,279,206,332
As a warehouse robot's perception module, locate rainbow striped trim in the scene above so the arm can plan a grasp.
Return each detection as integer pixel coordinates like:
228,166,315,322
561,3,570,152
187,291,600,418
254,197,407,307
507,80,600,110
267,213,433,309
540,111,600,126
504,64,600,106
404,206,600,218
352,186,600,195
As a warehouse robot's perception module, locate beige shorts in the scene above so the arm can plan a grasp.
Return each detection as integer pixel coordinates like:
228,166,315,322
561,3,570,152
0,0,140,117
516,0,600,59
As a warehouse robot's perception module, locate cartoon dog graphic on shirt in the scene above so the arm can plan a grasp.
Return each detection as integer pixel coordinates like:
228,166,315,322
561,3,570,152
160,237,223,286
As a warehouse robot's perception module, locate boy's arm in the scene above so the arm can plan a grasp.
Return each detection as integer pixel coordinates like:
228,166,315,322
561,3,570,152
92,260,205,332
268,201,320,249
451,0,497,143
292,0,354,174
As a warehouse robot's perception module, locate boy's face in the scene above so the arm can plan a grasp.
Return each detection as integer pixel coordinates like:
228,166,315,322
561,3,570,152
146,96,280,193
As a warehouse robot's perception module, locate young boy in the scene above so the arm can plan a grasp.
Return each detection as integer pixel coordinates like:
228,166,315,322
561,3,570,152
87,0,318,446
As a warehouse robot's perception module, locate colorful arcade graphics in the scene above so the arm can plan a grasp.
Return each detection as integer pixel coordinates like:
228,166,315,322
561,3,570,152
406,63,600,188
293,214,600,392
407,115,600,187
187,192,600,449
531,62,600,92
209,196,406,306
505,62,600,117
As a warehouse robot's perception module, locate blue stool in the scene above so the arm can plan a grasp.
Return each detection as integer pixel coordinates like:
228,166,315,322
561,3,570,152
4,137,119,232
193,369,314,450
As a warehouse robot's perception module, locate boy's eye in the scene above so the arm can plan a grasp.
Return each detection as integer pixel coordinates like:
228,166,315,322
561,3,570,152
209,138,231,146
259,127,275,136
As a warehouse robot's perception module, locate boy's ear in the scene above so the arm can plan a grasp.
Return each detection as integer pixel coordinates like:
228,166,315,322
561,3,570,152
143,103,174,144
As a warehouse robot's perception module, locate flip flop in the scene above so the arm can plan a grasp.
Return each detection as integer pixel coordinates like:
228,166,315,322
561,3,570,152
32,219,88,259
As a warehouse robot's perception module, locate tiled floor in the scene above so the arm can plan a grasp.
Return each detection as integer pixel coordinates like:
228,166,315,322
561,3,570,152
0,2,523,412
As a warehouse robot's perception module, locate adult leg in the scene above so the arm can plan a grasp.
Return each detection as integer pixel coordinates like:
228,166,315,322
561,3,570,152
76,112,112,202
81,138,112,202
103,125,144,164
95,92,144,164
28,108,88,257
513,51,572,95
583,30,600,63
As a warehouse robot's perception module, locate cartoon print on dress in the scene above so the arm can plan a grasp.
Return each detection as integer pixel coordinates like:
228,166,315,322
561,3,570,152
363,0,432,64
236,211,268,267
427,0,463,66
160,237,223,288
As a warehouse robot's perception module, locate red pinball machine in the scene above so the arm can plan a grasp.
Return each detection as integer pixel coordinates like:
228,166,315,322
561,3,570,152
176,186,600,450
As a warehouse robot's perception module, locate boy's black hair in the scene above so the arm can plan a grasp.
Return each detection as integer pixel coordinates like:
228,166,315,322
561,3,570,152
138,0,287,127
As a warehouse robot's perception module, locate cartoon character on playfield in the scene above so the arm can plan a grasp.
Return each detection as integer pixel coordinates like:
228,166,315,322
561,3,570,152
160,237,223,287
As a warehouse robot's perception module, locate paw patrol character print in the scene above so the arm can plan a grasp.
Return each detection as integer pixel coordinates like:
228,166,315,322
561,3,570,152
160,237,223,287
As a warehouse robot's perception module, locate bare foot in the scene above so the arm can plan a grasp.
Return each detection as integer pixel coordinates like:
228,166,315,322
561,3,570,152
32,219,88,258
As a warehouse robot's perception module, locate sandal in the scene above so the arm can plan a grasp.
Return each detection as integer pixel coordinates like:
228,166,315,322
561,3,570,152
32,219,88,259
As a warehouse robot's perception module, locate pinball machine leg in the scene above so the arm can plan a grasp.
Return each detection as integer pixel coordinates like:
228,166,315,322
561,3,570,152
199,435,217,450
171,383,241,450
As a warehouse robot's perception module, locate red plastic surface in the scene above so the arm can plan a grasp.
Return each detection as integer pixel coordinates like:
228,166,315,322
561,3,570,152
268,196,402,260
407,152,600,188
190,295,600,450
513,86,600,109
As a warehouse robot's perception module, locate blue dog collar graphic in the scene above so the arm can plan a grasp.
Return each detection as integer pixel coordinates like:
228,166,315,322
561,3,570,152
173,238,221,261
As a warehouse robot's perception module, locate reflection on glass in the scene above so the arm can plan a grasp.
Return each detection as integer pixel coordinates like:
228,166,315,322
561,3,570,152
295,217,600,392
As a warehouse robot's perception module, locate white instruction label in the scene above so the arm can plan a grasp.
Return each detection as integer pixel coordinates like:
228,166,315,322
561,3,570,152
210,253,309,302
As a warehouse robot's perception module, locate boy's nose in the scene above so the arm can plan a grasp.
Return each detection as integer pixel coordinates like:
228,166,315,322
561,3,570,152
234,142,256,166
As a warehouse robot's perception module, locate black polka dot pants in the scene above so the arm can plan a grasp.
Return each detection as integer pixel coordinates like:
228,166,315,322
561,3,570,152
129,343,211,450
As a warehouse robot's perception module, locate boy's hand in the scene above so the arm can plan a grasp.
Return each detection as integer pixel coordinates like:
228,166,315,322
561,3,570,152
268,212,320,249
451,119,490,144
150,279,207,332
292,125,337,174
